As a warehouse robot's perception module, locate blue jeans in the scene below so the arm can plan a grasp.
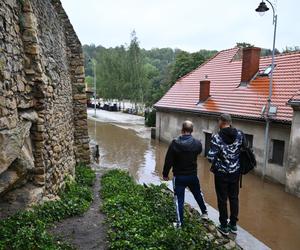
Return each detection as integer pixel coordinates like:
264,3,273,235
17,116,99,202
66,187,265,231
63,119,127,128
174,175,207,224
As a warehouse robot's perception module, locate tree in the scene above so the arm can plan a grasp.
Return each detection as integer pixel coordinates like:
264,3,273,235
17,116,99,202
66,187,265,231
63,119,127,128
171,50,193,82
83,44,105,76
82,37,217,107
236,42,254,48
170,49,217,84
85,75,93,89
97,46,128,100
127,30,147,106
282,46,300,53
236,42,280,56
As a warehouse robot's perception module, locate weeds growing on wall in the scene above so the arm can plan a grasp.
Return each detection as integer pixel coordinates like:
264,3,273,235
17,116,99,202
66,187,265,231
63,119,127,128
0,57,4,81
75,84,86,94
0,165,95,250
17,0,25,32
101,169,217,250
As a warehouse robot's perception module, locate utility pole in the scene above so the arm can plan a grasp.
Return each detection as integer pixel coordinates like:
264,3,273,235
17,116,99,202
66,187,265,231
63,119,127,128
93,60,97,117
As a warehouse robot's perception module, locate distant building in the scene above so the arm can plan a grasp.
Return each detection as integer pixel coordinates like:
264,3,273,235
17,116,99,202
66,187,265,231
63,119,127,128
155,47,300,197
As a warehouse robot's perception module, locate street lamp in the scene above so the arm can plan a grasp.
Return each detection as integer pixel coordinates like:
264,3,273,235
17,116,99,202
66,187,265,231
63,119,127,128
255,0,278,179
255,1,269,15
89,58,97,118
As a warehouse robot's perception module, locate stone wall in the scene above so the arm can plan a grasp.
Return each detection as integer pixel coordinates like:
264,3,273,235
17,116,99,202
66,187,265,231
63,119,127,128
0,0,89,208
156,110,291,185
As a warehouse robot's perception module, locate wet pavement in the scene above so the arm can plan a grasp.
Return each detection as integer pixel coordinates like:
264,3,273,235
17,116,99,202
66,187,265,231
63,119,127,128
88,109,300,250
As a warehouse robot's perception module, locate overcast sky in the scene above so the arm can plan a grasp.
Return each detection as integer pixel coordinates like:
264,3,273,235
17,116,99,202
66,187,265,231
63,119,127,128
60,0,299,52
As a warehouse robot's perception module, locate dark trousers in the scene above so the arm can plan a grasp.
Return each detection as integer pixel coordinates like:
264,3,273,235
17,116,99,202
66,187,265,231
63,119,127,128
214,173,240,226
174,175,207,224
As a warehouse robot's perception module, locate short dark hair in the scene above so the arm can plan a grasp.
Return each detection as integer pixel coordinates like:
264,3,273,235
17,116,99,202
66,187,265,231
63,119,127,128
182,120,193,133
219,113,232,124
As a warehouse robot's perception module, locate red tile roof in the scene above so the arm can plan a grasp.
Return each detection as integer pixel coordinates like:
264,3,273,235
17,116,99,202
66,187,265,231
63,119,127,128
155,48,300,122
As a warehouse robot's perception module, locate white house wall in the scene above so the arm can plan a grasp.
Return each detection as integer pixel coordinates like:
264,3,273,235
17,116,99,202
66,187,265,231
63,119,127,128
156,111,291,185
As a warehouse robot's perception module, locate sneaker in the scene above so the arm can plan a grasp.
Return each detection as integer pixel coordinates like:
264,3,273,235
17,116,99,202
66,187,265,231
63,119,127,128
173,222,182,229
201,213,209,221
228,224,238,234
217,224,230,236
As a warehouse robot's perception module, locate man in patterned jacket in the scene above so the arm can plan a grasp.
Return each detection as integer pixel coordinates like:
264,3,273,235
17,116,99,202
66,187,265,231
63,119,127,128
207,114,244,235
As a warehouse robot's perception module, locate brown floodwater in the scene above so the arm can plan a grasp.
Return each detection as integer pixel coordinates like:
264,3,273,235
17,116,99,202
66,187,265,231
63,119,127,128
88,119,300,250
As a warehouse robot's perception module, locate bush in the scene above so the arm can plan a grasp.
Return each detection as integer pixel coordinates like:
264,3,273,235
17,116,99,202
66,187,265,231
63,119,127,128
145,109,156,127
75,163,96,187
0,165,95,250
101,170,216,250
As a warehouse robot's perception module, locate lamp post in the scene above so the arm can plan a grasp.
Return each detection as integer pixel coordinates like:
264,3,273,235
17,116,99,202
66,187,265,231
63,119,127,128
93,60,97,118
255,0,278,179
89,58,97,117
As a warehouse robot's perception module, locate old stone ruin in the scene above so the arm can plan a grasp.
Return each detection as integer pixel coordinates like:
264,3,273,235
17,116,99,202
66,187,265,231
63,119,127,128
0,0,90,216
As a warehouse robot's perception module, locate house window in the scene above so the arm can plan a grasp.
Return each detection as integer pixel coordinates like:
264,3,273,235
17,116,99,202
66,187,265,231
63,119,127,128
244,134,254,148
269,139,285,166
260,64,277,76
204,132,212,157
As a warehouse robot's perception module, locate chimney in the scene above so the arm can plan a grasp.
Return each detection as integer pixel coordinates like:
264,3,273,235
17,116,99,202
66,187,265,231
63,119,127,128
241,47,261,83
199,80,210,102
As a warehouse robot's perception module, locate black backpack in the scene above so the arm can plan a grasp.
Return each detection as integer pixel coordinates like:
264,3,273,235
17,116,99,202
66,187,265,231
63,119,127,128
239,133,257,187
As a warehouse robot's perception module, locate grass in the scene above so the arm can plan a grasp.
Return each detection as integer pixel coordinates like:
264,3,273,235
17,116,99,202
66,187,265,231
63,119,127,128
0,165,95,250
101,169,217,250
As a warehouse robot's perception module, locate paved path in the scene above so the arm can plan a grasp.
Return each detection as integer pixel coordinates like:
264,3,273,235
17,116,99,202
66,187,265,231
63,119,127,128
49,168,107,250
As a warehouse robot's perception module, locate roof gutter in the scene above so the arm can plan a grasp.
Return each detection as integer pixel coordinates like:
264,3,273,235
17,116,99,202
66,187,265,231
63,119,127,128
154,106,291,125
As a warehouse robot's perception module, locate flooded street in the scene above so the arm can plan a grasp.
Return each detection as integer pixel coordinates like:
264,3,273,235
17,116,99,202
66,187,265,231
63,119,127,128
88,111,300,250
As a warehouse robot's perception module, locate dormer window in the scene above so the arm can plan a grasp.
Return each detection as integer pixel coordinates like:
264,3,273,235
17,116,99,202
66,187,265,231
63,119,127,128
260,64,276,77
264,65,273,75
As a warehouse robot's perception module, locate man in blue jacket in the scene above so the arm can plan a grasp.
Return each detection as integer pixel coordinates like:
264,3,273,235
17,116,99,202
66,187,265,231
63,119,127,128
207,114,244,235
163,120,208,225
